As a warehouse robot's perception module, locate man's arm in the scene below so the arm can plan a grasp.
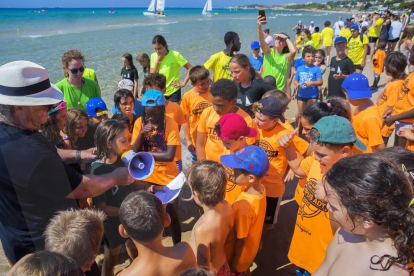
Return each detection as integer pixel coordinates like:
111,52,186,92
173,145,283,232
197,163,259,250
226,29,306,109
57,148,96,164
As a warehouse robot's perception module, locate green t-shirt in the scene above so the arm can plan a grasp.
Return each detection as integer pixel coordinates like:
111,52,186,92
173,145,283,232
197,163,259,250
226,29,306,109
55,78,101,112
262,49,289,90
150,50,188,97
347,34,369,65
82,68,96,81
204,51,233,81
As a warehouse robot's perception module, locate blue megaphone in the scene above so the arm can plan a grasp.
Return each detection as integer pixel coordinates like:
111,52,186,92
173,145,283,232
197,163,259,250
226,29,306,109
122,151,155,180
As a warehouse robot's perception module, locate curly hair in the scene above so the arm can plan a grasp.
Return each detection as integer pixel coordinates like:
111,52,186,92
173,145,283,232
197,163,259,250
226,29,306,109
61,49,85,77
325,154,414,272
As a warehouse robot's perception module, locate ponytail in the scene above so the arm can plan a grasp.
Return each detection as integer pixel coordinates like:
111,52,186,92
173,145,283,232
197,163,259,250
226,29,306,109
302,96,351,125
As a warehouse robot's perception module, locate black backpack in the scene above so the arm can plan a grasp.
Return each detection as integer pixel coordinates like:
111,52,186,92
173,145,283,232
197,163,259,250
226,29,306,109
347,33,364,44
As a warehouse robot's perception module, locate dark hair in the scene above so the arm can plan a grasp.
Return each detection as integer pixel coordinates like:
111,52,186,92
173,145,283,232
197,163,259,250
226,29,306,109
181,268,213,276
263,28,270,34
377,42,386,50
187,160,227,206
375,147,414,185
210,79,238,101
189,65,210,84
142,106,167,152
324,21,331,27
302,97,351,125
309,128,353,151
152,35,169,51
63,109,89,148
119,191,165,242
12,251,83,276
263,75,276,87
39,101,66,148
263,89,289,112
315,26,320,32
112,113,132,133
224,31,239,45
143,72,167,90
315,49,326,65
114,89,135,111
384,52,407,80
122,53,137,78
94,119,128,159
279,32,291,54
325,154,414,272
302,45,316,58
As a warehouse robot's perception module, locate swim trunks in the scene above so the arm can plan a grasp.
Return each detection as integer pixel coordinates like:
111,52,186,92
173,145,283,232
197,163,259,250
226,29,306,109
217,261,231,276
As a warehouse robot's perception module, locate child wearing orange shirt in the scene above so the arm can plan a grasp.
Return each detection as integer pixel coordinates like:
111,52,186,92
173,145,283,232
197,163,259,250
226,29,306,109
131,90,181,244
376,52,408,145
370,42,386,90
187,160,234,276
279,115,366,275
196,79,257,163
215,113,258,204
342,73,385,153
181,66,212,163
220,145,269,275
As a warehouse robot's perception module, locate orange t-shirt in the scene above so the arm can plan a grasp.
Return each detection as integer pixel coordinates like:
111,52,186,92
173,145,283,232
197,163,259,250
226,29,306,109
288,155,333,274
198,106,257,163
392,71,414,124
229,187,267,273
406,125,414,151
294,152,314,206
372,49,385,75
377,79,405,137
131,116,180,185
254,124,309,198
180,88,212,146
352,105,383,153
165,101,186,162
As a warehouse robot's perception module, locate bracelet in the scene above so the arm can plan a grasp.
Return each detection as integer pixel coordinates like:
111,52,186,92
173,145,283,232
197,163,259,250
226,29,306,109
76,150,82,164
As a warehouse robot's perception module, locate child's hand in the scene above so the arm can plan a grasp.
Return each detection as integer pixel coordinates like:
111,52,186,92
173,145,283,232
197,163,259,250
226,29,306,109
384,115,396,127
279,128,298,148
283,168,295,183
315,180,327,203
305,80,313,87
146,184,165,194
399,128,414,141
141,123,154,134
333,72,343,80
187,143,196,153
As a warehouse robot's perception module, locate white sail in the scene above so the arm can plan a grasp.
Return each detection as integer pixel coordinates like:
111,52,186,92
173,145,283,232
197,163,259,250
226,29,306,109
202,0,212,14
156,0,165,11
147,0,155,11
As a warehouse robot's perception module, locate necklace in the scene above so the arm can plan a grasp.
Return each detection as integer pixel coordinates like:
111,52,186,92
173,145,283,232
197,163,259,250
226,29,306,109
68,78,84,106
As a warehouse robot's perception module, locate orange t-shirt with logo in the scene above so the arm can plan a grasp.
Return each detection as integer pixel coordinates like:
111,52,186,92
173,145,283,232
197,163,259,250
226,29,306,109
352,105,383,153
254,124,309,198
228,187,267,273
165,101,186,162
294,152,314,206
198,106,257,163
131,116,180,185
377,80,404,137
180,88,212,145
288,155,333,274
392,71,414,124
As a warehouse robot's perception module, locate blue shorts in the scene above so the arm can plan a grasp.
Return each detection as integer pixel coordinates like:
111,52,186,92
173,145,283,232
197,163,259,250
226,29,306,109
297,95,318,102
296,267,312,276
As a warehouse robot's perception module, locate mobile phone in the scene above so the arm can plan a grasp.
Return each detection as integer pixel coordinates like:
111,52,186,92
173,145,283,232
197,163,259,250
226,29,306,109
258,9,266,23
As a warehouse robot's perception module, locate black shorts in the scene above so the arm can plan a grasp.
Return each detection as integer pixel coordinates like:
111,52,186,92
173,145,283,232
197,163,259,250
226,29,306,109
368,36,379,43
297,95,318,102
165,89,182,103
387,37,400,43
354,64,364,71
264,196,281,225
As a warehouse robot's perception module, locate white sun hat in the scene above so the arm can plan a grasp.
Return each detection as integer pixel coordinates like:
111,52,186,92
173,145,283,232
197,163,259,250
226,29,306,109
0,60,63,106
118,79,134,92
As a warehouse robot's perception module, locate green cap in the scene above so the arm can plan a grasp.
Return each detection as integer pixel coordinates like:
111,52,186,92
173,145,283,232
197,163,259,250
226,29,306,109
311,115,367,151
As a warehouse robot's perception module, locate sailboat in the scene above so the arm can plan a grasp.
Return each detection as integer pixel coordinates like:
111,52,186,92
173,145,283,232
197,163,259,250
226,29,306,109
202,0,212,16
143,0,166,17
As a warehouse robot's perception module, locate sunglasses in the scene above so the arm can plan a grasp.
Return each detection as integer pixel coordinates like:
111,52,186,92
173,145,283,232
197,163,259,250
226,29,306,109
69,66,85,74
48,101,67,115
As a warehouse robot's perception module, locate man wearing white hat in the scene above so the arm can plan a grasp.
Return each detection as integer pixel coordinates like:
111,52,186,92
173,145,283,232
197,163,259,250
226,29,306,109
0,61,134,265
309,21,315,34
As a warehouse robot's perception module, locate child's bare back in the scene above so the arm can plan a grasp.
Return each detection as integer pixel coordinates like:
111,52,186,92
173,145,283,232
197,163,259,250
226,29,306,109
190,200,234,274
119,242,197,276
314,229,410,276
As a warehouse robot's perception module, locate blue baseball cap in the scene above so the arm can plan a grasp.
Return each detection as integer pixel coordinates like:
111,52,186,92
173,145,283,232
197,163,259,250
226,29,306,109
334,36,347,45
142,89,164,106
344,20,349,25
86,97,107,117
251,41,260,49
349,23,359,31
220,145,269,177
341,73,372,99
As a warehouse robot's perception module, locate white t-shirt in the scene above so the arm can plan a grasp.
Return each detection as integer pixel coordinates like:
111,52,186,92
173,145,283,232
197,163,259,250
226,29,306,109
388,20,403,40
265,35,274,48
334,21,343,36
309,25,315,34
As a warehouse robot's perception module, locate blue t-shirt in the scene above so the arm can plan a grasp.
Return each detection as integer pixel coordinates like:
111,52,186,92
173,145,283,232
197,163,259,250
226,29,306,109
294,58,305,70
112,99,143,118
248,55,263,72
295,64,322,98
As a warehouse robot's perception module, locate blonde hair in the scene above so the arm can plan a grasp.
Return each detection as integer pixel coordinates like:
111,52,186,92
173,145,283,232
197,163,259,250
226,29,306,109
251,101,276,119
399,24,414,50
44,209,106,267
62,49,85,77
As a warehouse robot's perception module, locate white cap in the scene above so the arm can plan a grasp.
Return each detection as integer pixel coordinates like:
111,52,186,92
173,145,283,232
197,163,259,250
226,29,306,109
299,20,302,23
311,21,314,24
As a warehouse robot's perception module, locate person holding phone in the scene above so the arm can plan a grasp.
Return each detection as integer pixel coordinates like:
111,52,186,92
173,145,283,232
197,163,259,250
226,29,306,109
258,14,296,91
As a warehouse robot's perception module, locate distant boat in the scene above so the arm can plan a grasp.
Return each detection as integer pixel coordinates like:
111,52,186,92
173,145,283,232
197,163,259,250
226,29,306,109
202,0,212,16
144,0,166,17
109,8,115,13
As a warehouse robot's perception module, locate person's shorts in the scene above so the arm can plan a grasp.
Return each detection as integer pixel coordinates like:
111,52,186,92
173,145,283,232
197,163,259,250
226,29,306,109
374,73,380,78
264,196,281,225
368,36,379,43
165,89,181,103
297,95,318,102
387,37,400,43
355,64,364,71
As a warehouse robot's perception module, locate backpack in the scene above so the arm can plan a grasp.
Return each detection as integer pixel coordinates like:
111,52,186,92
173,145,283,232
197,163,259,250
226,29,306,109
348,33,364,44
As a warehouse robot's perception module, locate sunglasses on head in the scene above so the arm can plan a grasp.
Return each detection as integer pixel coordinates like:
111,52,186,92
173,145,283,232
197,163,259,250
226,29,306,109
69,66,85,74
48,101,67,115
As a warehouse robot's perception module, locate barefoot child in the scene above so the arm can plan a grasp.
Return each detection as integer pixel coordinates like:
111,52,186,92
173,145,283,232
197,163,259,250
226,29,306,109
220,145,269,275
91,120,136,276
314,154,414,276
187,160,234,275
118,191,197,276
180,66,212,163
370,42,386,90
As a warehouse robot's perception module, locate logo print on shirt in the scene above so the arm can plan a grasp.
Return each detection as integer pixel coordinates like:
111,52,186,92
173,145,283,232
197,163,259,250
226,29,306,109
254,140,278,161
192,101,212,116
225,166,237,192
298,178,328,220
222,63,232,78
397,81,410,101
112,185,119,195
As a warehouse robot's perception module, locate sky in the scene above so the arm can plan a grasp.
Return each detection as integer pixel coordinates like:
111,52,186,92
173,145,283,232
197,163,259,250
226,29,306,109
0,0,325,8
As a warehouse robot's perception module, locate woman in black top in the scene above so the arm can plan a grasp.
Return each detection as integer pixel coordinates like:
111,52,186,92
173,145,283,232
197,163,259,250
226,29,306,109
121,53,139,98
